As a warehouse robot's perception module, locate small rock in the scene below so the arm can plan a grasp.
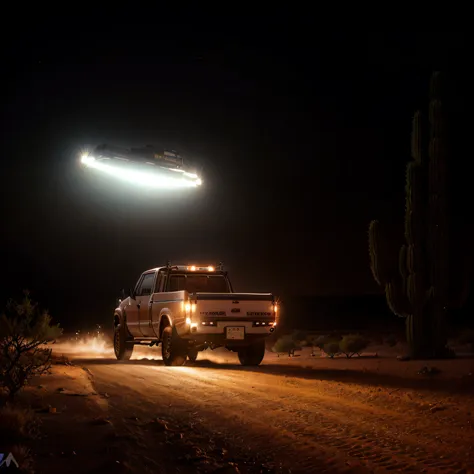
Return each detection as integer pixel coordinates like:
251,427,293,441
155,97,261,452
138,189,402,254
91,417,111,426
418,366,441,376
149,418,169,431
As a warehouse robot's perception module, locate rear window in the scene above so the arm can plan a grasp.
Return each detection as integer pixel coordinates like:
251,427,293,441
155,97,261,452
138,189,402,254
168,274,230,293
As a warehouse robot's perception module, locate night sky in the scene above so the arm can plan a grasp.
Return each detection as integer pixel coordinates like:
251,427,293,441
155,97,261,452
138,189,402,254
1,26,470,329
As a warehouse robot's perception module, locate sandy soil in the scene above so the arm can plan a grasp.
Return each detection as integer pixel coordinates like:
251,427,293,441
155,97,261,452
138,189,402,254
24,339,474,473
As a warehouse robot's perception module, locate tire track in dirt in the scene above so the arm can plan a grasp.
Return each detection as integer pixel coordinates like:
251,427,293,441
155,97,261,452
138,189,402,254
187,370,472,472
88,363,474,473
304,378,474,434
153,366,474,472
90,365,345,472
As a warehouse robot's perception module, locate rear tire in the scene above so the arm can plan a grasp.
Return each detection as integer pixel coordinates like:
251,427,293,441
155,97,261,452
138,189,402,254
237,340,265,366
114,322,134,360
161,326,187,366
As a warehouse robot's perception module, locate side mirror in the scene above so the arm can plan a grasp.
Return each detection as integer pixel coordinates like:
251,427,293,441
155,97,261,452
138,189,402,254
129,288,135,300
120,288,127,300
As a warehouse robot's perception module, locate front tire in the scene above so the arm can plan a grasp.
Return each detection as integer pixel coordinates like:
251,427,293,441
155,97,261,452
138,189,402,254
237,340,265,366
161,326,187,366
114,322,134,360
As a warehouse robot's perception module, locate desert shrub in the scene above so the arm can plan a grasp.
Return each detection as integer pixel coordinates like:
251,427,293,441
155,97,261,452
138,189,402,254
310,335,330,350
0,404,39,444
313,333,341,348
305,334,321,355
272,334,301,356
291,330,308,346
458,329,474,352
385,333,398,347
0,292,62,399
8,444,35,473
339,334,370,358
323,342,341,358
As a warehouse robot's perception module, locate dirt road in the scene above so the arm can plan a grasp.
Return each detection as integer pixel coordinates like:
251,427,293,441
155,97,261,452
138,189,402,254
58,346,474,474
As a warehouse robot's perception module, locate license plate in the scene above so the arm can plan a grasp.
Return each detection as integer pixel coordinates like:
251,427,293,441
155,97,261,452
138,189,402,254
226,326,245,340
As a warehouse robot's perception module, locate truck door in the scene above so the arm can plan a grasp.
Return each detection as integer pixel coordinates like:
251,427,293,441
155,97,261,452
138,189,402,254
142,269,167,337
126,274,143,337
137,271,157,337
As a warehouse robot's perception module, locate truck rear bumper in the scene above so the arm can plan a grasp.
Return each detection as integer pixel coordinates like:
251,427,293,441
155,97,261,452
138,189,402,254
182,333,270,347
178,321,274,346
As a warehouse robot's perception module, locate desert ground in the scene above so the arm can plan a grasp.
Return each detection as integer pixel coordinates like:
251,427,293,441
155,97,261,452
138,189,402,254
12,337,474,473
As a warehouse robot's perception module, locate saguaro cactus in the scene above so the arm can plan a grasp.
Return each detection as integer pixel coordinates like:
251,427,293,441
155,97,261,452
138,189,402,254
368,72,468,359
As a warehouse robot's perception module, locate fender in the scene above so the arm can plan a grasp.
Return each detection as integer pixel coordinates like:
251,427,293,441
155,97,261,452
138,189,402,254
114,298,129,328
114,309,125,328
158,306,188,338
156,312,172,339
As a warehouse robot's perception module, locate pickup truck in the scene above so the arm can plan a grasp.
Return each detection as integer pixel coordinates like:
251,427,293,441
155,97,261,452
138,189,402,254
113,264,278,366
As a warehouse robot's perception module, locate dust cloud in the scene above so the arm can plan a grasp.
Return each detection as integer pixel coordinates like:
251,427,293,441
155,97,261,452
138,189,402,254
52,335,241,364
53,336,162,360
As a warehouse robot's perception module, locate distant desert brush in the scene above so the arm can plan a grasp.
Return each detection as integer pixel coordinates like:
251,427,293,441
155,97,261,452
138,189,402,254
323,342,341,358
272,334,302,356
339,334,369,358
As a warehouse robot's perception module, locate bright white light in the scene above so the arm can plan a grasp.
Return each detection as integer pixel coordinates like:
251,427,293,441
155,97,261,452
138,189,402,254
185,317,192,325
81,154,95,165
196,178,202,186
82,157,201,189
183,171,198,179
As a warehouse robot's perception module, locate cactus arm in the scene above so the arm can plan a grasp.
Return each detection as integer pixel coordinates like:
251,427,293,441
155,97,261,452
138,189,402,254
368,220,397,286
385,278,411,318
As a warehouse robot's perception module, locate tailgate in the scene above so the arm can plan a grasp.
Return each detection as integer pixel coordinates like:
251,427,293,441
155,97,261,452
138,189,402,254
194,293,274,320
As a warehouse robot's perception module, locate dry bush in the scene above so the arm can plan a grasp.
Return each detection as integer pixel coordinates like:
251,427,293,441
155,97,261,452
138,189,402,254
339,334,370,358
7,444,35,473
0,292,62,399
323,342,341,358
0,404,39,444
272,334,302,356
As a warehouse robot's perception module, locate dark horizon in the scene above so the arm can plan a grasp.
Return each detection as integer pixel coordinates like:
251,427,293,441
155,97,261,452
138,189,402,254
1,28,471,329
